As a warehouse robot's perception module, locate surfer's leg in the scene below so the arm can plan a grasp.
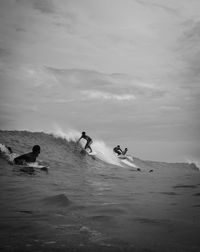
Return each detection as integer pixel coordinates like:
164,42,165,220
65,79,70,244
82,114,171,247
88,145,93,152
84,142,89,150
85,140,93,153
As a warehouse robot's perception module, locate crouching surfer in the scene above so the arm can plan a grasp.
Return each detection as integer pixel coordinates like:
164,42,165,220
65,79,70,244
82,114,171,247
14,145,41,165
113,145,123,156
77,132,93,153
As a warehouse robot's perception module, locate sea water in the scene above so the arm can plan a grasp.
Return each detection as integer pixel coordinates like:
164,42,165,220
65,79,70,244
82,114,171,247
0,130,200,252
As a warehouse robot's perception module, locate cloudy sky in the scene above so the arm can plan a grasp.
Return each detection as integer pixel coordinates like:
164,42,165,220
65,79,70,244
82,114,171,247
0,0,200,162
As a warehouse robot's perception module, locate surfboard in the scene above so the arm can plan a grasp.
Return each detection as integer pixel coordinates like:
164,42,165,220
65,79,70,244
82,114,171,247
80,148,96,159
120,158,138,168
116,154,134,162
80,148,96,155
16,163,49,172
117,154,127,159
87,150,96,156
24,162,49,170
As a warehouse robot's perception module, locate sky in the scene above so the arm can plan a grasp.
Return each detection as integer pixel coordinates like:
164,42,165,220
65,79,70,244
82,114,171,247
0,0,200,162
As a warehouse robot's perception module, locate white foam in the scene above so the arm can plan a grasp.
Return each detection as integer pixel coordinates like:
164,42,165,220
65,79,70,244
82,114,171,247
52,125,80,142
92,141,121,166
185,157,200,171
0,143,9,154
120,159,138,168
0,143,18,162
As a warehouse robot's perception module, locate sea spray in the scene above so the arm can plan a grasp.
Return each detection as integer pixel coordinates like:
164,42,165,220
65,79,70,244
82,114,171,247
92,140,121,166
52,125,80,142
185,158,200,171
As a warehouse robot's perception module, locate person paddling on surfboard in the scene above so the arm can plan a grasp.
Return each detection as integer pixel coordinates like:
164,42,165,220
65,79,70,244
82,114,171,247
113,145,123,156
14,145,41,165
77,132,93,153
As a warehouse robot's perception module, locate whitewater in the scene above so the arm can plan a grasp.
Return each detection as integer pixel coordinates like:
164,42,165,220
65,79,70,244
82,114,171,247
0,130,200,252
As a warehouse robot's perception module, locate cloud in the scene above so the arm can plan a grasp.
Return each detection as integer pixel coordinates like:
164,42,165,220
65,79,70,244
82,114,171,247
0,64,59,88
41,98,76,104
134,0,177,15
48,67,165,94
173,19,200,109
16,0,55,14
48,68,113,88
31,0,55,14
159,106,181,112
81,90,136,101
20,66,59,87
0,47,10,58
0,101,38,113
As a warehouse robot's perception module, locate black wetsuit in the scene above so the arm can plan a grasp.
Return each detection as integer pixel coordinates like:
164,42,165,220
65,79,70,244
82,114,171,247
113,147,122,155
14,152,38,165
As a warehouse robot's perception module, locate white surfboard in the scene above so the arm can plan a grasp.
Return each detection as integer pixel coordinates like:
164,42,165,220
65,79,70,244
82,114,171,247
87,150,97,156
18,162,49,171
117,154,127,159
81,148,96,157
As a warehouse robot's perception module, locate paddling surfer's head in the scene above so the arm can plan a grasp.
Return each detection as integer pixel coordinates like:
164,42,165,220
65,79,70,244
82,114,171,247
32,145,41,155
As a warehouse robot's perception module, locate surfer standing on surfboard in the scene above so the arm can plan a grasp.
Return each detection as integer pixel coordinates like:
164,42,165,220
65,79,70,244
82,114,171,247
77,132,93,153
14,145,41,165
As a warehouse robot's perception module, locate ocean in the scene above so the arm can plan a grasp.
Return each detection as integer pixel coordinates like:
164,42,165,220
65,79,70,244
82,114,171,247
0,130,200,252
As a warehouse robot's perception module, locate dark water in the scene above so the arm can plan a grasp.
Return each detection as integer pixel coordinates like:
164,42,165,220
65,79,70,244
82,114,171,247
0,130,200,252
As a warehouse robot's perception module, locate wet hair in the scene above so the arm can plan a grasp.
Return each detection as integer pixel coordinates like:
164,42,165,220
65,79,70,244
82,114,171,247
82,132,86,135
117,145,120,147
32,145,40,153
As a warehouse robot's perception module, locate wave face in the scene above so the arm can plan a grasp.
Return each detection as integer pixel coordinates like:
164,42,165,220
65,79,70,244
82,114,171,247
0,130,200,252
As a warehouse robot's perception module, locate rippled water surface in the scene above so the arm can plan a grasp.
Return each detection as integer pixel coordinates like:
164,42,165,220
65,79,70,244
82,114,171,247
0,130,200,251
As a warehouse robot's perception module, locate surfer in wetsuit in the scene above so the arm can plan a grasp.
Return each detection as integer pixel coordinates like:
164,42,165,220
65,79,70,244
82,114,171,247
77,132,93,153
113,145,123,155
14,145,41,165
